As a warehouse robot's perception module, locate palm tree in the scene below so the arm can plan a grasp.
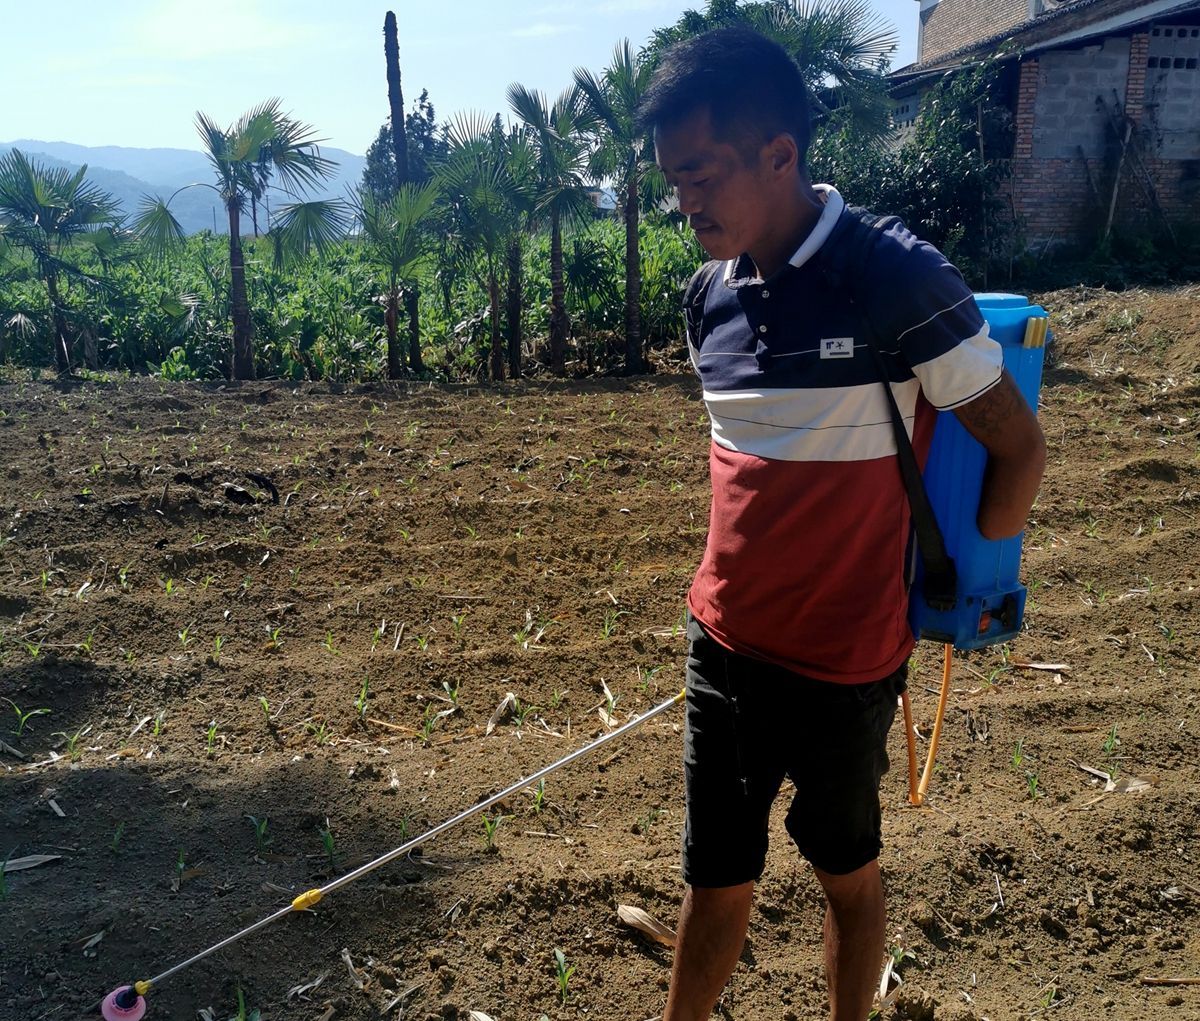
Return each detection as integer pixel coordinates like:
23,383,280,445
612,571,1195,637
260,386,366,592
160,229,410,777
648,0,898,139
574,41,659,375
0,149,123,374
383,11,410,190
506,83,593,375
134,98,341,379
500,125,538,380
435,115,533,381
352,182,439,377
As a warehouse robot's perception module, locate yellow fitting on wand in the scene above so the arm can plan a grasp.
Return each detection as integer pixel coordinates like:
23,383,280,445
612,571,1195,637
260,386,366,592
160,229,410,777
134,980,152,996
292,889,323,911
1023,316,1048,349
675,687,686,702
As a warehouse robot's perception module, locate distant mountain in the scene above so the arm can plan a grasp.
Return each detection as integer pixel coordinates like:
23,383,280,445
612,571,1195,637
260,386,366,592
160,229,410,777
0,139,366,236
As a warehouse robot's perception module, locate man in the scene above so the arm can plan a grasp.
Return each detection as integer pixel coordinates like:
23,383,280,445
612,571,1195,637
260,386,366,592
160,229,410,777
638,27,1046,1021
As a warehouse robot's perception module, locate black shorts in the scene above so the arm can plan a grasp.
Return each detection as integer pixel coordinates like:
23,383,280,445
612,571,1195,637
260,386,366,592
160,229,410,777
682,613,906,886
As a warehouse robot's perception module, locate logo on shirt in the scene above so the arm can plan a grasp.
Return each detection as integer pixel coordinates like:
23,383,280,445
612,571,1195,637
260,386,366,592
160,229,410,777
820,337,855,359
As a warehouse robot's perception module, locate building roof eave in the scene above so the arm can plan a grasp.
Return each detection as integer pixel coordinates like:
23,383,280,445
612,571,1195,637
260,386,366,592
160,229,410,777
889,0,1200,91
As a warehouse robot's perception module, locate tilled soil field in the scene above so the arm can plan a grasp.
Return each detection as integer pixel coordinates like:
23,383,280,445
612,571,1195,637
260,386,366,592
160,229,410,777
2,283,1199,1021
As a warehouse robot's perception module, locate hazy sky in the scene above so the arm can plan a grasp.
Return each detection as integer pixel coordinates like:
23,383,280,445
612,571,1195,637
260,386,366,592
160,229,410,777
3,0,919,155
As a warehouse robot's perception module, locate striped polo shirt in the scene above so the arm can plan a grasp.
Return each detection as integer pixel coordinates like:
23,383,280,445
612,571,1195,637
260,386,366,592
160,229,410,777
685,185,1003,684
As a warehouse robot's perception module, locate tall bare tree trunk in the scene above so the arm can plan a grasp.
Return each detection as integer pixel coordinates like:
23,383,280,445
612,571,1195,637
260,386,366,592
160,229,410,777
386,285,403,379
549,208,569,375
405,285,422,374
623,167,643,375
488,269,504,382
229,203,256,380
506,236,522,380
384,12,409,192
251,193,260,238
45,272,72,375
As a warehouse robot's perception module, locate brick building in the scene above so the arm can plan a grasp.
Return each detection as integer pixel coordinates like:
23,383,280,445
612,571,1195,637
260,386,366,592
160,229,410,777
890,0,1200,245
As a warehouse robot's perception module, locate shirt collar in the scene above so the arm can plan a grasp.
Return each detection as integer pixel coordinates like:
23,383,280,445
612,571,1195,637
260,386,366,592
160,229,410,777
723,184,845,287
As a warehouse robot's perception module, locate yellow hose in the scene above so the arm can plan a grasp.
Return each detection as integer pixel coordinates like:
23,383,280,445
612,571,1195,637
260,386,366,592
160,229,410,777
904,642,953,806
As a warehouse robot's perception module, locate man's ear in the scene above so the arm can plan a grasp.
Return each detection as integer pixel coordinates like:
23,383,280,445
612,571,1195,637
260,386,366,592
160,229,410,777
765,133,799,178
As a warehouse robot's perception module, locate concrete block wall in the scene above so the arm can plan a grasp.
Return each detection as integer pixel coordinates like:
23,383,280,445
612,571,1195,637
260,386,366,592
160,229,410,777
919,0,1029,64
1145,24,1200,158
1009,30,1200,244
1032,37,1130,159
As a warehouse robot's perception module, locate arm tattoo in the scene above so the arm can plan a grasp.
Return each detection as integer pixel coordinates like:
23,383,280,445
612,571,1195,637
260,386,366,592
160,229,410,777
955,373,1025,436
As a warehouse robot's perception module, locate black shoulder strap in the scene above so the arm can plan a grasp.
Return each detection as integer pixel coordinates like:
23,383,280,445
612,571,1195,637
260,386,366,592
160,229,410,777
683,259,722,347
823,208,959,613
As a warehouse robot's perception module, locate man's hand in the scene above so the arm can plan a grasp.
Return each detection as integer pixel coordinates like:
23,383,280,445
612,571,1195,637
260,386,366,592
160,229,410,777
952,370,1046,540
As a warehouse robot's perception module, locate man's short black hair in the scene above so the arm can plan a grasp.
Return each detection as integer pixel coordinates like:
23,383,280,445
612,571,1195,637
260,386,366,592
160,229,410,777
639,26,812,168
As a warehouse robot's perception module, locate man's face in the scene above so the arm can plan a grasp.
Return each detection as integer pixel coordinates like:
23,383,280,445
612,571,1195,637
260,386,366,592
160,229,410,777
655,107,774,262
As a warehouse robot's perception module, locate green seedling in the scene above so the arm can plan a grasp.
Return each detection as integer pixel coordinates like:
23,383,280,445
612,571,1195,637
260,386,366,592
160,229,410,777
1102,724,1120,757
1038,982,1060,1009
54,728,85,762
152,711,165,738
634,805,663,834
23,639,44,660
206,721,219,758
319,824,337,872
413,633,430,651
175,849,186,885
163,577,176,596
4,698,51,737
1011,739,1024,769
199,574,216,591
111,822,126,853
322,631,338,655
354,675,370,720
268,626,284,649
512,698,539,730
419,706,439,745
441,680,460,708
548,688,566,710
450,612,466,638
637,664,663,694
553,947,575,1004
530,779,546,815
77,629,96,657
212,636,225,661
370,624,385,652
257,697,271,723
245,815,272,856
117,564,132,590
178,627,192,649
601,608,629,638
887,944,918,970
1026,771,1042,799
480,811,510,852
305,721,330,746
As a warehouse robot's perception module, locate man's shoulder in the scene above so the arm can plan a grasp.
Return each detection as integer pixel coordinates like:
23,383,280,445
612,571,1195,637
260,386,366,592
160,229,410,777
684,259,724,308
824,207,946,289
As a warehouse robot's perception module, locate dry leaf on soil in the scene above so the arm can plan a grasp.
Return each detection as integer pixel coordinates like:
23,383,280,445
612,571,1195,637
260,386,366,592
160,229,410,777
2,854,62,872
617,904,677,946
486,693,516,736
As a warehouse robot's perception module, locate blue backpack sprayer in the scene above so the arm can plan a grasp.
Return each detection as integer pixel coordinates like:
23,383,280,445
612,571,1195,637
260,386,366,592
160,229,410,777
900,293,1050,804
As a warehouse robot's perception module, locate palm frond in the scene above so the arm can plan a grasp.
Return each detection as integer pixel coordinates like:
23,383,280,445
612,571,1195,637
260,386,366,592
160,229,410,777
270,198,351,265
132,195,187,258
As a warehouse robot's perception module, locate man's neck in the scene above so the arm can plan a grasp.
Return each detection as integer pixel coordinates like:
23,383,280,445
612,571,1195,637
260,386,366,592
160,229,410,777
748,178,827,280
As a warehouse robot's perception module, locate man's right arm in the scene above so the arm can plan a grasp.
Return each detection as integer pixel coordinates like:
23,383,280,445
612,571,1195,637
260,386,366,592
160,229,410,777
953,370,1046,540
